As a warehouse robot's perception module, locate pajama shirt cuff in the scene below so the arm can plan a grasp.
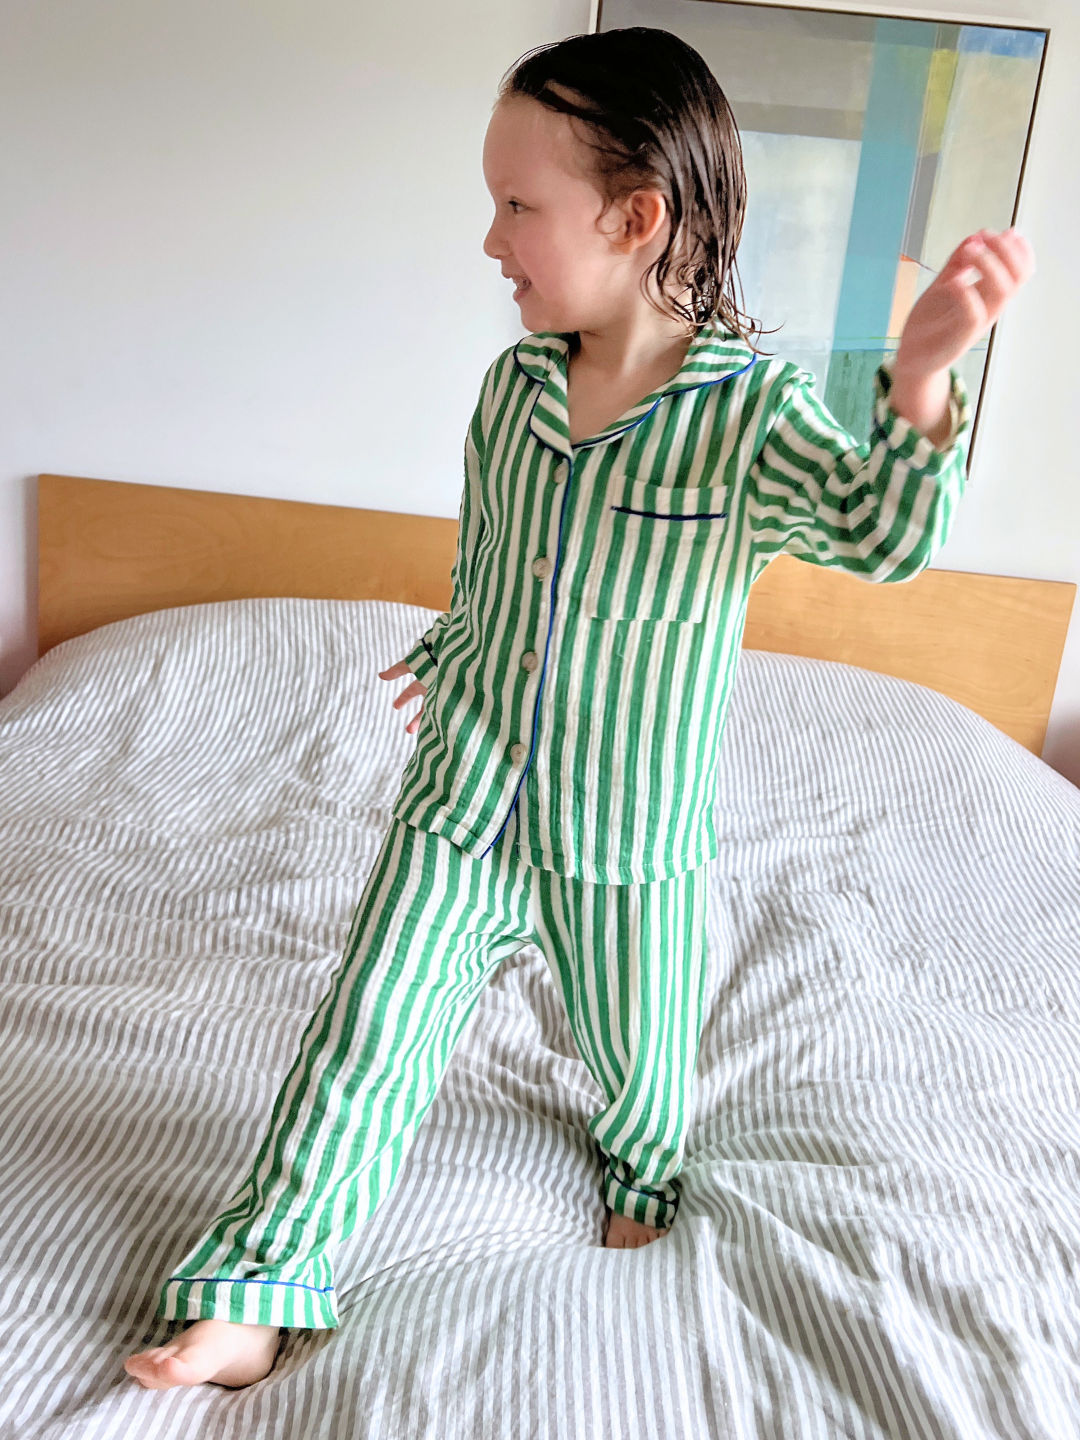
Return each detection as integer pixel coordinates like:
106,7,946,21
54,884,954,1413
400,636,439,686
159,1274,339,1330
874,357,972,470
604,1158,679,1231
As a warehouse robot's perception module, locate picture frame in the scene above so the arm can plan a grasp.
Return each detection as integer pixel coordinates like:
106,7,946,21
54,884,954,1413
593,0,1048,461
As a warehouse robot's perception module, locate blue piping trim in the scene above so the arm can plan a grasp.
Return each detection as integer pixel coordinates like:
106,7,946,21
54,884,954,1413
421,637,438,667
167,1275,335,1295
611,507,728,521
480,455,574,858
514,341,758,455
573,354,759,450
607,1180,673,1202
513,334,570,386
512,340,533,383
604,1158,675,1203
479,347,757,858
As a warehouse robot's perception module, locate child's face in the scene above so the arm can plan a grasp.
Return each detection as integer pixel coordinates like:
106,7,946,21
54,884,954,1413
482,96,669,334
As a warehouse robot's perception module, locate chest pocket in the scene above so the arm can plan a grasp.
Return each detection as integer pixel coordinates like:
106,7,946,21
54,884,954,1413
580,474,731,623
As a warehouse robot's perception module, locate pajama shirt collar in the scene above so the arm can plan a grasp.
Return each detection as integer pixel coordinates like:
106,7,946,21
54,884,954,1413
513,320,759,459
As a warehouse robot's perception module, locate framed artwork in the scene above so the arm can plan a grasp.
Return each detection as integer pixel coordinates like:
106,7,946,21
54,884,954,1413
596,0,1047,451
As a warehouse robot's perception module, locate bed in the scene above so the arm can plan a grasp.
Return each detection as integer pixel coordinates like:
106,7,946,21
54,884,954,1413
1,477,1079,1438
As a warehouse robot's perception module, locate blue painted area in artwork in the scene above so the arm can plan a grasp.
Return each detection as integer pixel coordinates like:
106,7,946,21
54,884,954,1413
959,26,1046,60
829,18,935,352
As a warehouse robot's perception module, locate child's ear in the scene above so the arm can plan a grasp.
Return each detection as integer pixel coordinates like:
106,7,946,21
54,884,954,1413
614,190,669,253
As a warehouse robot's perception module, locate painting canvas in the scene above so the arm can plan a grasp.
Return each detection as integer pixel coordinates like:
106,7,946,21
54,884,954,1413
598,0,1046,446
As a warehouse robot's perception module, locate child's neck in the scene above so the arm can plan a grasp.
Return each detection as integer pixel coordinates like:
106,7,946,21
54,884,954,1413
566,307,693,446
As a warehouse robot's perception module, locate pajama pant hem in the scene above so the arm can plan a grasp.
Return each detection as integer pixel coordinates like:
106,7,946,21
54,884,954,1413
159,1277,339,1329
604,1168,679,1229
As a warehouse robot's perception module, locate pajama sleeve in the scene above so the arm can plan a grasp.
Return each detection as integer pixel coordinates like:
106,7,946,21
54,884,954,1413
397,390,486,685
748,357,972,582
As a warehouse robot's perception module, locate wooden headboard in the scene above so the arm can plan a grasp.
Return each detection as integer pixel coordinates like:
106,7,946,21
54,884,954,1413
37,473,1075,756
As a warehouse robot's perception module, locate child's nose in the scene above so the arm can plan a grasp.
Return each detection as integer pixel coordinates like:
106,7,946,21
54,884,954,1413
483,222,506,260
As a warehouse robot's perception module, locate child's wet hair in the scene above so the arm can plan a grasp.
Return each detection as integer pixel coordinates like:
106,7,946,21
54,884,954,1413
500,27,762,344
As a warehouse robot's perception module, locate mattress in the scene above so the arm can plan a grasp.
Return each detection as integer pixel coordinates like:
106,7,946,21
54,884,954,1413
1,597,1078,1440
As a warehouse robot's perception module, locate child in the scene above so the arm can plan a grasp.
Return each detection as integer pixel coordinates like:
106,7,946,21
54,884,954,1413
125,27,1033,1390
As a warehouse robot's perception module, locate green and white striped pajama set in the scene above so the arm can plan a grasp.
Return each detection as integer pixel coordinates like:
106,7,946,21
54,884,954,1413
161,321,971,1329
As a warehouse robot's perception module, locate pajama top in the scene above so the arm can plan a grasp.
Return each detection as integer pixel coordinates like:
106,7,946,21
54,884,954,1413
392,320,971,884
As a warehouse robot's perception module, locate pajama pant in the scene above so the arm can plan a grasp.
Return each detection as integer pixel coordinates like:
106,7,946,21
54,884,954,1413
159,815,708,1329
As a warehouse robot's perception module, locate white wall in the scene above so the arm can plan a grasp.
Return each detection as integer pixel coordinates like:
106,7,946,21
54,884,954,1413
1,0,1078,780
0,0,586,690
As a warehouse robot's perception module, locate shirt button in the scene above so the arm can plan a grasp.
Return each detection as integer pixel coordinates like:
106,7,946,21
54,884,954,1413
532,556,553,579
510,742,528,764
552,467,568,485
520,651,539,672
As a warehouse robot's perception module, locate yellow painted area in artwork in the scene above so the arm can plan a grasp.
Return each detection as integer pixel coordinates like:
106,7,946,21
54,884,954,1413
919,47,960,157
890,47,960,339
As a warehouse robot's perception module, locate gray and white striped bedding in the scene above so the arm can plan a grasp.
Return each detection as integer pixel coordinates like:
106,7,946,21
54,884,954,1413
1,597,1078,1439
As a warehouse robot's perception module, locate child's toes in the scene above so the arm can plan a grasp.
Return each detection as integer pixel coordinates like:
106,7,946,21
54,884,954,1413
123,1352,174,1389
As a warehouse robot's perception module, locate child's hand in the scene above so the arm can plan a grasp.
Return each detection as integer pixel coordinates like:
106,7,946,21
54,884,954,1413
379,661,428,736
895,228,1035,380
889,228,1034,446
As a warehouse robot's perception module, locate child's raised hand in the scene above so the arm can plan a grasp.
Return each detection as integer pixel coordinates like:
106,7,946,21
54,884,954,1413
378,660,428,736
895,228,1035,380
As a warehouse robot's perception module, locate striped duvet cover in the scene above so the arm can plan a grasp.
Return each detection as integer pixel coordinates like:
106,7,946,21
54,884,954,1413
0,597,1077,1440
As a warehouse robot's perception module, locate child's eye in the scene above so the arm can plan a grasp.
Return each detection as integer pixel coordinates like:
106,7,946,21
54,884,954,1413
508,199,524,213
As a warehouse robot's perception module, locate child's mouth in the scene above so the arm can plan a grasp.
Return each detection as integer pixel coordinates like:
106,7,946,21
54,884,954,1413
512,276,531,302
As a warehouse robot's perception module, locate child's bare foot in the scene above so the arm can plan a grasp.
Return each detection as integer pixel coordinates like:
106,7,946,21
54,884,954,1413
123,1319,281,1390
605,1211,668,1249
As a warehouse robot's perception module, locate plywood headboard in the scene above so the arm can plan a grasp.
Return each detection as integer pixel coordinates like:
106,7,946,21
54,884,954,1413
38,473,1075,756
